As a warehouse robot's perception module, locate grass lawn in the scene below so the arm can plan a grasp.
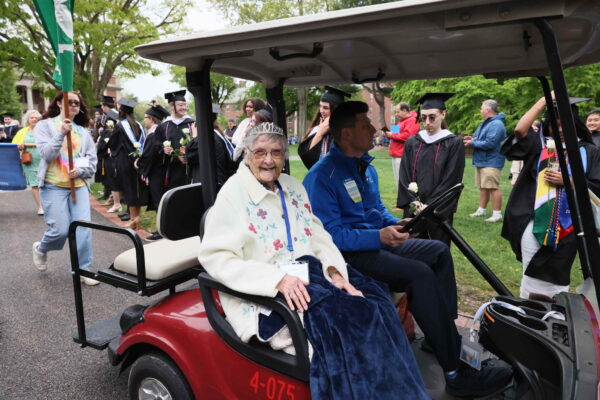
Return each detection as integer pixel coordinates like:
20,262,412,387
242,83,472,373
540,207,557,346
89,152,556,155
92,144,585,315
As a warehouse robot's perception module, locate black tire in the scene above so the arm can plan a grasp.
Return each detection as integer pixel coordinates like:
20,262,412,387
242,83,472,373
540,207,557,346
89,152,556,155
128,352,194,400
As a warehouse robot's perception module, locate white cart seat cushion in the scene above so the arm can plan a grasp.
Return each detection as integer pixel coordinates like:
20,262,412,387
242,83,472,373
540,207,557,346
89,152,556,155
114,236,201,280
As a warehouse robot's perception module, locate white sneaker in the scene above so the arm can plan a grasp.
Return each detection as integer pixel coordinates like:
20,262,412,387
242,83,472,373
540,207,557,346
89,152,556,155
32,241,47,271
80,276,100,286
485,215,503,223
469,211,486,218
37,208,44,216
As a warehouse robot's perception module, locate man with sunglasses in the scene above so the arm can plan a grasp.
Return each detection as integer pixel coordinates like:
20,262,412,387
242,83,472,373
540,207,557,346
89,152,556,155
396,93,465,245
304,100,512,398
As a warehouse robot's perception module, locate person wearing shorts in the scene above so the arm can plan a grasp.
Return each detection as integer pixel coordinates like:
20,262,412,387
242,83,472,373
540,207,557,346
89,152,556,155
464,99,507,222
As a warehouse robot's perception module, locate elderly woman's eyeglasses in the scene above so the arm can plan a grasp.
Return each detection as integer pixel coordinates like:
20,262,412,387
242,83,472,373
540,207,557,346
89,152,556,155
251,149,284,159
420,114,438,122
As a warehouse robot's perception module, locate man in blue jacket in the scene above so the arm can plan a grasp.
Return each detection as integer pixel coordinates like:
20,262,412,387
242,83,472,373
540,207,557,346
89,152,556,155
303,101,512,398
464,99,507,222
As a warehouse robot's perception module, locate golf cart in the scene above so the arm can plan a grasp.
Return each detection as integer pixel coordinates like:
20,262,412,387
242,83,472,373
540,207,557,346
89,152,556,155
69,0,600,398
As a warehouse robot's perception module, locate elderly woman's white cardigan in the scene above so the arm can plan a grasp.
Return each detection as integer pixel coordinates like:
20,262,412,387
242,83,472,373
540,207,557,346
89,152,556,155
198,163,348,350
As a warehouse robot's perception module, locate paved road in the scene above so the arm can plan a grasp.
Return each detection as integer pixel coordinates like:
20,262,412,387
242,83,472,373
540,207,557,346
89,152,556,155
0,189,165,399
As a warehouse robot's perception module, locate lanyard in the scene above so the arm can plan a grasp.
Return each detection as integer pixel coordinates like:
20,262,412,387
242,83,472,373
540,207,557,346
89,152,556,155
275,181,294,254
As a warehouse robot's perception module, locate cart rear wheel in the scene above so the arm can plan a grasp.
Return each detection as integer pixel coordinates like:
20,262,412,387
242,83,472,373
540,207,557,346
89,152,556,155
128,352,193,400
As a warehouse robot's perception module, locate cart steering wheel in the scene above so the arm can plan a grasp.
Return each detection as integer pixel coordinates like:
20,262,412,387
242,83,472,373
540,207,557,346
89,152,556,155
400,183,464,233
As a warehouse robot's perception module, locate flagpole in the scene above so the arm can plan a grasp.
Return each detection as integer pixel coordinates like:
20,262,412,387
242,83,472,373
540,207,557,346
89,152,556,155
64,91,76,203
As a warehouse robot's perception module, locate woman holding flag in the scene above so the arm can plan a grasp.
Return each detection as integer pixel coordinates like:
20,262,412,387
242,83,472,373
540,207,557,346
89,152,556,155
32,92,99,285
107,98,148,231
501,94,600,299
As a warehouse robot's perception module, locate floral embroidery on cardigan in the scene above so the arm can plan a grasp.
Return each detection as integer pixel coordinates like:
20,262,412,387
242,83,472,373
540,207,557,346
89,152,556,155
248,223,257,234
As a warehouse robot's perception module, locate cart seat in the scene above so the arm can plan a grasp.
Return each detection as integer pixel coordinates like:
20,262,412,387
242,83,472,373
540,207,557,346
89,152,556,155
114,236,201,280
110,182,205,284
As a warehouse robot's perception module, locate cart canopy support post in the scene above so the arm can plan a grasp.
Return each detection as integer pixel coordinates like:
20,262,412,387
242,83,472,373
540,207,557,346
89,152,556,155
534,18,600,308
266,78,289,173
187,60,218,207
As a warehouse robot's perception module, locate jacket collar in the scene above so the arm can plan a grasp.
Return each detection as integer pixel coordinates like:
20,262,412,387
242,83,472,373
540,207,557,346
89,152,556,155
238,162,285,205
329,143,374,166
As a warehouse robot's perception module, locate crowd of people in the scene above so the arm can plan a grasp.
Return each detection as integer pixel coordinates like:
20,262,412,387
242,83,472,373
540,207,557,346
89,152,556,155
3,86,599,398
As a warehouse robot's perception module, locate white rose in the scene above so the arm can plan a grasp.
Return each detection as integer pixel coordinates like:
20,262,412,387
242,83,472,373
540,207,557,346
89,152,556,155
163,140,171,147
182,128,190,135
408,182,419,193
104,138,109,143
133,142,141,148
546,139,556,151
106,120,114,128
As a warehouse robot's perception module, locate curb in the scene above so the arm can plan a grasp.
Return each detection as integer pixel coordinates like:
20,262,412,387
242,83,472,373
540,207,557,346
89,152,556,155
89,196,151,240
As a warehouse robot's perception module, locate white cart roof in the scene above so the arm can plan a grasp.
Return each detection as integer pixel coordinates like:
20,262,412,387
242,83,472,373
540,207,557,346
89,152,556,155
136,0,600,87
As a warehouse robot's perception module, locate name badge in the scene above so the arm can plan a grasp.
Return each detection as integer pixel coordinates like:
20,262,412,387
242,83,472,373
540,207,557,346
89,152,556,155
279,261,309,283
343,179,362,203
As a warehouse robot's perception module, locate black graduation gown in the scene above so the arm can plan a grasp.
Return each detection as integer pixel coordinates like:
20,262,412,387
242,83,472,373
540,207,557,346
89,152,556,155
298,131,332,170
2,124,20,142
501,129,600,285
95,126,112,184
107,121,148,207
186,130,238,190
396,132,465,245
592,131,600,147
138,118,194,211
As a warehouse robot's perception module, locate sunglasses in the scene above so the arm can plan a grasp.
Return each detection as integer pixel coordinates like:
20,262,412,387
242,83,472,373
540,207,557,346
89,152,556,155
420,114,438,122
68,100,80,106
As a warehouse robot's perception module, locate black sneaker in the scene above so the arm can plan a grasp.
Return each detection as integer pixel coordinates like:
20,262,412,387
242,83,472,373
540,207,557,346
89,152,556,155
445,359,513,398
119,212,131,221
146,232,162,241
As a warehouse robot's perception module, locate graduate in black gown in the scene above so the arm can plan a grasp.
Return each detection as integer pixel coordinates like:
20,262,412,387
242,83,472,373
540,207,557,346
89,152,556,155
396,93,465,246
298,86,350,169
107,99,148,231
501,95,600,299
186,104,238,190
139,90,194,241
96,107,119,204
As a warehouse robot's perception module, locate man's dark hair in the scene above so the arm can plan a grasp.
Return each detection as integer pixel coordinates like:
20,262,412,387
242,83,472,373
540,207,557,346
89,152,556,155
398,102,410,112
330,101,369,143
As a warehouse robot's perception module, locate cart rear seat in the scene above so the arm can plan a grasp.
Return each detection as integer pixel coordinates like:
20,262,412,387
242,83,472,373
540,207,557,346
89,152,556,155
70,183,206,296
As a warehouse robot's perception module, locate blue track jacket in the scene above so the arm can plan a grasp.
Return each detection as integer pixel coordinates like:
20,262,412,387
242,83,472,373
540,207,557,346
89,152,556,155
303,144,399,252
471,112,507,169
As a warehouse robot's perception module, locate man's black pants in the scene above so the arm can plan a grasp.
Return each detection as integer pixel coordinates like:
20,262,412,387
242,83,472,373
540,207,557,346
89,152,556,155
343,238,461,371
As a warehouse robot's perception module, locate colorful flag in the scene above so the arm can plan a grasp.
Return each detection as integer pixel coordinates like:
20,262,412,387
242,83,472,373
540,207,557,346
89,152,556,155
33,0,74,92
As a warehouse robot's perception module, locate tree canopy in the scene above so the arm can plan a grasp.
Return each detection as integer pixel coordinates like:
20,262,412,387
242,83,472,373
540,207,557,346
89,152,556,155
391,63,600,135
0,0,192,106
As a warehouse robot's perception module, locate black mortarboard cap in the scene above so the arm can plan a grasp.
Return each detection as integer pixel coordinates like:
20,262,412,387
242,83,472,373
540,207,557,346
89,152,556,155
117,98,138,113
415,93,455,110
145,104,170,121
212,104,222,114
3,112,14,118
101,95,115,105
321,86,351,105
164,90,187,103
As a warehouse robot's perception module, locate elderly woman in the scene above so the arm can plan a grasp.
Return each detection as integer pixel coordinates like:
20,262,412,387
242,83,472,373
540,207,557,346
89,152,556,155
198,122,429,400
12,110,43,214
31,92,99,286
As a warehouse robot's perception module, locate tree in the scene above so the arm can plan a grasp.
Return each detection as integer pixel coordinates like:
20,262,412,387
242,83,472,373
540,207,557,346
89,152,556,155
362,82,394,129
0,68,22,118
391,63,600,135
169,66,237,107
0,0,192,106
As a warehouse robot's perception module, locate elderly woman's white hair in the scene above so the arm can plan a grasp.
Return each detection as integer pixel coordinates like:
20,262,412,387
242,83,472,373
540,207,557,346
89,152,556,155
22,110,42,127
243,122,289,162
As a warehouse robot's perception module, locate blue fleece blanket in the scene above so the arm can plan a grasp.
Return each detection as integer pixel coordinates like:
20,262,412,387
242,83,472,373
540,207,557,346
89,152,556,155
259,256,429,400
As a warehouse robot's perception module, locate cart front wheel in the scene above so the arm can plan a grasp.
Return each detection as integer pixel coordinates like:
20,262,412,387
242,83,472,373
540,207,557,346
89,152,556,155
128,352,193,400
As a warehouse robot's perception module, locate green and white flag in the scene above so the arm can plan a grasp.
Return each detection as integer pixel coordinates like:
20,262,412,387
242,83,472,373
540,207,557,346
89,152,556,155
33,0,74,92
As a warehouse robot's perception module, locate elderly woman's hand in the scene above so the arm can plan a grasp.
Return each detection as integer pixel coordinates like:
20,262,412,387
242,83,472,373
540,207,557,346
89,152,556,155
329,269,364,297
276,274,310,312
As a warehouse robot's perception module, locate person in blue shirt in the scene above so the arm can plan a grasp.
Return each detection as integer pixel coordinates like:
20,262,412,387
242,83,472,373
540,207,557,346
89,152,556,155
464,99,507,222
303,101,512,399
